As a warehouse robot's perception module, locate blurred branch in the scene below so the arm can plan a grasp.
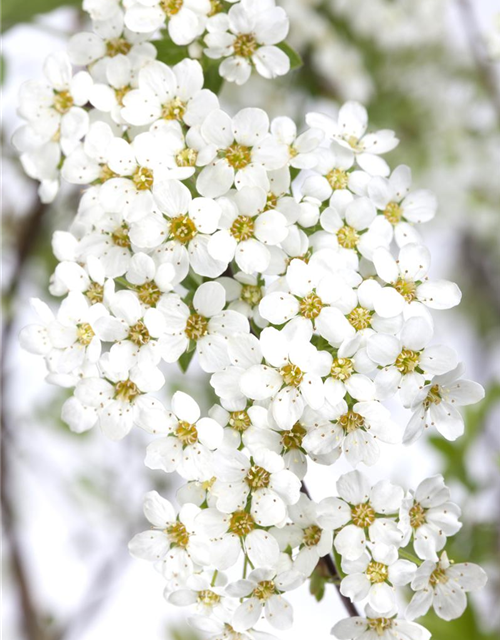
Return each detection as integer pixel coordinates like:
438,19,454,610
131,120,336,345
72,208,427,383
456,0,500,122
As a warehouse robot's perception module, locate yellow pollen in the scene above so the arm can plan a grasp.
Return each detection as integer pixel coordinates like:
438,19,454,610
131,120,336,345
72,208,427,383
161,96,186,121
228,510,255,536
53,90,74,114
208,0,223,16
137,281,162,307
430,567,449,586
169,215,197,244
128,320,150,345
351,503,376,527
165,521,189,547
161,0,183,16
303,525,322,547
176,148,198,167
176,420,198,445
330,357,354,381
76,322,95,346
409,502,426,529
265,191,279,210
132,166,154,191
229,411,252,432
85,282,104,304
185,313,208,340
299,292,323,319
394,278,417,302
240,284,262,306
230,215,255,241
348,306,372,330
233,33,258,58
106,38,132,57
281,423,306,451
395,348,420,374
279,363,304,387
224,143,252,169
115,85,131,106
366,561,388,584
337,225,359,249
423,384,442,409
339,411,365,434
114,379,140,402
197,590,221,606
252,580,276,601
367,618,393,635
326,168,349,190
384,202,403,225
245,465,271,489
99,164,117,182
111,224,131,248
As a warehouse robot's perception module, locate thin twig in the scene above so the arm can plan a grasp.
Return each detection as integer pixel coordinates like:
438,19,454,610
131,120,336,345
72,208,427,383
301,482,360,617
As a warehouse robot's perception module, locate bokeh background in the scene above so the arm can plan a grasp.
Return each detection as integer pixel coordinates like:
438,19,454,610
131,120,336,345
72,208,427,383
2,1,500,638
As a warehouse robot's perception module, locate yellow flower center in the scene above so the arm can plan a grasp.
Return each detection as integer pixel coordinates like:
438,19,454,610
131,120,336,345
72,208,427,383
137,281,162,307
233,33,258,58
281,423,306,451
170,215,197,244
240,284,262,306
339,411,365,434
394,278,417,302
128,320,150,346
176,148,198,167
85,282,104,305
76,322,95,345
423,384,442,409
161,0,183,16
197,590,221,606
348,306,373,330
326,168,349,190
176,420,198,445
230,215,255,241
185,313,208,340
430,567,449,586
114,379,140,402
106,38,132,57
229,410,252,432
99,164,117,182
299,292,323,319
162,96,186,121
165,521,189,547
346,135,362,151
367,618,393,635
53,90,74,114
132,166,154,191
115,85,131,106
303,525,322,547
384,202,403,225
351,502,376,527
395,348,420,374
279,363,304,387
330,357,354,381
229,510,255,536
252,580,276,601
266,191,279,210
111,224,131,248
366,561,388,584
208,0,223,16
337,225,360,249
409,502,426,529
245,465,271,489
224,143,252,170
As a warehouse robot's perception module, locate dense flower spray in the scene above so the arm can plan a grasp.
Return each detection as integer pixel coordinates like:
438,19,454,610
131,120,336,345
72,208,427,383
16,0,487,637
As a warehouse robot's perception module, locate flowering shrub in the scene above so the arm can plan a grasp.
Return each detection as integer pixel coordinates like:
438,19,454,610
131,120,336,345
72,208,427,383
15,0,488,637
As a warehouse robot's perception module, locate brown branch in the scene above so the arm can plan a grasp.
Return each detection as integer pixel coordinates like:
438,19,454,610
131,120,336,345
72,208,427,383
301,481,360,618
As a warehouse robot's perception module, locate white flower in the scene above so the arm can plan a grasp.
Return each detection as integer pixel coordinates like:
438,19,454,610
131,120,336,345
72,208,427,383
331,605,431,640
49,255,107,300
367,165,437,247
158,281,249,372
217,272,267,328
121,59,218,127
404,363,485,444
368,316,458,405
341,544,416,614
195,505,280,571
228,568,303,631
301,144,356,202
166,571,228,615
239,325,331,429
271,117,323,169
306,101,399,177
271,493,334,577
144,391,223,480
210,448,300,526
302,399,400,467
406,551,487,621
124,252,176,307
128,490,209,582
125,0,211,44
88,54,140,123
208,186,289,274
317,470,404,561
372,243,462,318
399,475,461,561
197,107,288,198
204,1,290,85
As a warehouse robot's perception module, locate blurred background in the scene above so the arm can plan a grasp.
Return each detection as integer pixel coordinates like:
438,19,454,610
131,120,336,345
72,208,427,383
2,0,500,638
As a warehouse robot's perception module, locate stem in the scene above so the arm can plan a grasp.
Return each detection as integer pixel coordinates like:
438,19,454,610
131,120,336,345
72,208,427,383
243,555,249,579
398,548,422,566
301,482,360,618
211,569,218,587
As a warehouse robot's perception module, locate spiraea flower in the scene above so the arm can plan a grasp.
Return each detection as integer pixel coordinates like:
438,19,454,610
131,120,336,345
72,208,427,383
332,605,431,640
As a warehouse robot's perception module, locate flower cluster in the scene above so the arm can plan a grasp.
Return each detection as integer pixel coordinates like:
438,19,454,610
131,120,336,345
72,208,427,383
16,0,487,637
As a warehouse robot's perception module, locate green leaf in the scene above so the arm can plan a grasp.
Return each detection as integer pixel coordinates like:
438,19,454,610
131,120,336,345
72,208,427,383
309,567,327,602
154,35,189,66
201,56,224,94
2,0,81,31
277,42,303,70
178,348,195,373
